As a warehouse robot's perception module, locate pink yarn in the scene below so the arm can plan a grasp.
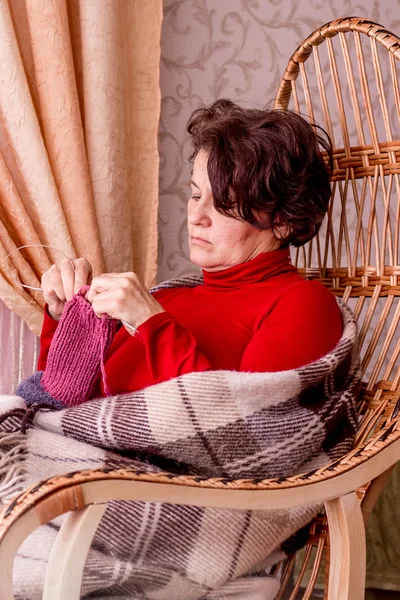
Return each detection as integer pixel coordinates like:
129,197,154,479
41,287,116,406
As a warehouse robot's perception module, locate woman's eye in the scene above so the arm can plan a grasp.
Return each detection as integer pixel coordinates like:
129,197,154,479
190,195,201,201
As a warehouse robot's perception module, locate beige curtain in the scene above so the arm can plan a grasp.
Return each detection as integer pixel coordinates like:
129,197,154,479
0,0,162,335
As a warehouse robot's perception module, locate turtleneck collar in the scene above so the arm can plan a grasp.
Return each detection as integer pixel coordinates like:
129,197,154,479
202,247,296,289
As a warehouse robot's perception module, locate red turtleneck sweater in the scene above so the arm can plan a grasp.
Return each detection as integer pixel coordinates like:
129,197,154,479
38,248,343,396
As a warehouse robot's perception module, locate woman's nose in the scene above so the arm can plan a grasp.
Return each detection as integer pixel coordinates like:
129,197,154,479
188,200,212,226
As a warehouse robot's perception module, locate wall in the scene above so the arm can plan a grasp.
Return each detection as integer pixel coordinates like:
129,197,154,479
158,0,399,280
158,3,400,589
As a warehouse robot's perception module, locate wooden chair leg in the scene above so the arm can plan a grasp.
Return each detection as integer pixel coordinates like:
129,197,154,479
43,503,107,600
0,509,41,600
0,536,17,600
324,492,366,600
361,467,394,524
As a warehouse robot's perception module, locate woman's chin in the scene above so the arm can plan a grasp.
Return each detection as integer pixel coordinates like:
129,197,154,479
189,247,215,269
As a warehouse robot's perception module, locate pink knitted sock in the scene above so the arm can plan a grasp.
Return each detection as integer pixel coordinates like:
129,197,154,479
41,287,116,406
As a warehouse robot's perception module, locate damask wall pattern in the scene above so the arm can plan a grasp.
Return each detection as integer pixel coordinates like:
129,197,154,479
159,1,400,589
158,0,399,280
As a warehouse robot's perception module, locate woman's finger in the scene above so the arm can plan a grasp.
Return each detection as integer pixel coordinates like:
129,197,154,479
59,260,75,301
86,276,109,304
44,285,63,304
47,265,66,302
43,286,65,320
90,289,122,319
41,268,64,319
96,272,137,279
87,275,129,304
73,258,93,293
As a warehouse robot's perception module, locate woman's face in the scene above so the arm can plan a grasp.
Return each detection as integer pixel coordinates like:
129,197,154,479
188,149,280,272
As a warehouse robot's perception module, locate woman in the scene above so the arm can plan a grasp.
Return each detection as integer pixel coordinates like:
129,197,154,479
39,99,342,394
2,101,360,600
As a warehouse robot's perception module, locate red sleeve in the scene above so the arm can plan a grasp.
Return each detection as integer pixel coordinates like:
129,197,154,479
37,306,59,371
137,311,213,383
240,281,343,372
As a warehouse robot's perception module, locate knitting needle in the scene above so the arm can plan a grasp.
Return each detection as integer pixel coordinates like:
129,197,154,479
5,244,138,335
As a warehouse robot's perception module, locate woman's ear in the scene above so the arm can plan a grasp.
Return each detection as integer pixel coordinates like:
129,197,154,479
272,221,290,241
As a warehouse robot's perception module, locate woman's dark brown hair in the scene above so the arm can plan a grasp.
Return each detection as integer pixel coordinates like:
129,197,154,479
187,99,333,247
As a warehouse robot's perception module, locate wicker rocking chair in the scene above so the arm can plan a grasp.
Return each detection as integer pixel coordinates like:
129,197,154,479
1,16,400,600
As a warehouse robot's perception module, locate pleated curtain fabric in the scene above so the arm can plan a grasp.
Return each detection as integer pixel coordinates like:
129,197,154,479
0,0,162,335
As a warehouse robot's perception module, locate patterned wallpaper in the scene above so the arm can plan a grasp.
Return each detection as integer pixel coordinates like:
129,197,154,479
158,0,399,281
159,6,400,585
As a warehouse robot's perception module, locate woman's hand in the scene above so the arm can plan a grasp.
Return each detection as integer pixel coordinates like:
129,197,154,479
86,272,165,331
41,258,93,321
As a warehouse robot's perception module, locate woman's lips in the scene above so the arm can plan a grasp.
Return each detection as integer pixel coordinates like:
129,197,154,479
191,236,210,245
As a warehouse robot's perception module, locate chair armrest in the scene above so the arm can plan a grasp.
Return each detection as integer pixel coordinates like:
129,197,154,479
1,419,400,533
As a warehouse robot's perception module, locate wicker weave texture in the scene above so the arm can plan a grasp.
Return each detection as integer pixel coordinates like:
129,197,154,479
273,16,400,598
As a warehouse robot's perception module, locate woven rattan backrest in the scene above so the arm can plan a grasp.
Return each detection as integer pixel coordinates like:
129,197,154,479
274,17,400,441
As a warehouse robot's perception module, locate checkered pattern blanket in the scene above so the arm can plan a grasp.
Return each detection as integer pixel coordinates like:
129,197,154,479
0,276,361,599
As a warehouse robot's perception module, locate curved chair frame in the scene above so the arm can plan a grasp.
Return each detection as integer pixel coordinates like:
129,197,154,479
1,16,400,600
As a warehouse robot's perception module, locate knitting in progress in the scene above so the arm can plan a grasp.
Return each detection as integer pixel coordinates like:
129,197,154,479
0,276,361,600
16,287,116,408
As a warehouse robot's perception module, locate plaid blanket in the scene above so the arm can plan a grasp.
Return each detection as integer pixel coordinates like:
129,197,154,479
0,276,361,599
